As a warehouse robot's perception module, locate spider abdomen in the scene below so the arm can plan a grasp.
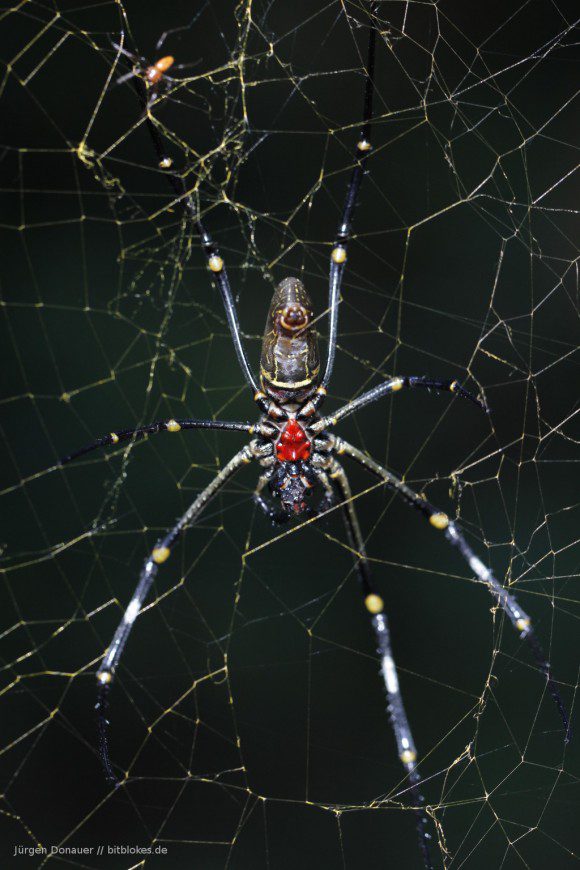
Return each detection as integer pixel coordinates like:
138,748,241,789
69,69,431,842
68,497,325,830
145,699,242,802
260,277,319,399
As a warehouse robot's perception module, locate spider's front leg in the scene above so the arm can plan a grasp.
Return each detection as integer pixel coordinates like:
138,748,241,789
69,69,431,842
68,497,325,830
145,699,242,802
95,444,254,783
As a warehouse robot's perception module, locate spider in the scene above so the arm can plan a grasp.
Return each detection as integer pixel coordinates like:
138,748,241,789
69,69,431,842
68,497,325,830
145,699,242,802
110,32,199,147
112,38,197,87
63,7,570,867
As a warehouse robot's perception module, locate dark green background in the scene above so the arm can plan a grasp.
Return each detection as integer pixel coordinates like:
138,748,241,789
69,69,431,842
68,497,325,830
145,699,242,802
1,1,578,867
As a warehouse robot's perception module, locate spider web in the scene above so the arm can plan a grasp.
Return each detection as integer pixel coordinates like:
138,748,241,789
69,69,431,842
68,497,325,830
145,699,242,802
0,1,578,866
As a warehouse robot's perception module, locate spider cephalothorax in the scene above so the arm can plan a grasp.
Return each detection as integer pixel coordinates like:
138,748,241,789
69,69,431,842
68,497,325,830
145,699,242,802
61,8,570,866
276,418,312,462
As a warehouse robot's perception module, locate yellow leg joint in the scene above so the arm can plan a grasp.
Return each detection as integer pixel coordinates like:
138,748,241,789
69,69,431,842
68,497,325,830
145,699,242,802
365,593,384,614
429,512,449,530
110,432,119,444
400,749,417,764
357,139,372,152
152,546,171,564
390,377,404,391
208,254,224,273
449,380,459,393
331,246,347,264
166,419,181,432
516,617,531,632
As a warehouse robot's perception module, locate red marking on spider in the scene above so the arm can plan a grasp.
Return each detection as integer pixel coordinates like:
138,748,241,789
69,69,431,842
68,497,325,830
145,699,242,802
276,419,311,462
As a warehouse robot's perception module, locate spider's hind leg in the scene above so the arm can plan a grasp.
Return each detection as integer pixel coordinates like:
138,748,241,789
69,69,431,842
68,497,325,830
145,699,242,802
340,438,571,743
95,445,253,783
329,459,434,869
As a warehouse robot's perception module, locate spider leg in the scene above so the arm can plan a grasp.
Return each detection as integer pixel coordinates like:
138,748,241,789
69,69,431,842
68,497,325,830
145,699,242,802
110,37,141,66
61,418,252,464
194,219,260,394
95,444,253,782
253,496,290,527
253,474,290,526
309,375,486,433
328,459,434,869
315,3,379,403
155,5,208,52
308,468,338,518
117,39,260,395
108,35,140,88
164,60,201,75
114,69,139,87
338,438,571,741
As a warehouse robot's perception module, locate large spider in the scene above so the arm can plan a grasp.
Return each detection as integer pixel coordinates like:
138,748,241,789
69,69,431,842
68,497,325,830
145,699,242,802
62,7,569,867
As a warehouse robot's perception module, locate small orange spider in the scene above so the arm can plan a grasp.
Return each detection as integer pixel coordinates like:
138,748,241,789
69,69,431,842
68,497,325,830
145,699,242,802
111,38,196,97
